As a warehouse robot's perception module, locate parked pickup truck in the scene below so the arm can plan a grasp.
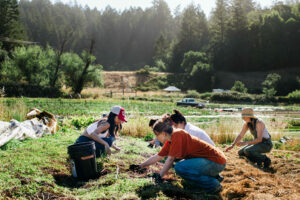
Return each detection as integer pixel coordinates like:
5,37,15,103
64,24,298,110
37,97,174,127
176,98,205,108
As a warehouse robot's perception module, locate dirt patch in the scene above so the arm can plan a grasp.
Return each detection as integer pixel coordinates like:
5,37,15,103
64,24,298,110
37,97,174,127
35,189,75,200
220,148,300,200
14,173,32,185
1,186,74,200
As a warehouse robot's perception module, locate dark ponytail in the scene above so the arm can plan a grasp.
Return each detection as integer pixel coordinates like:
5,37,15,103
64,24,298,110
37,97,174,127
170,109,186,125
149,119,158,127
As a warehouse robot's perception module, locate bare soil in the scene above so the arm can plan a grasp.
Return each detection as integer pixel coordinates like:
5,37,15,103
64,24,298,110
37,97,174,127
220,148,300,200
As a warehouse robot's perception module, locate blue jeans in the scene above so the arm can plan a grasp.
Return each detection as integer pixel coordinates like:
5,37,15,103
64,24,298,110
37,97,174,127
75,135,114,157
174,158,225,192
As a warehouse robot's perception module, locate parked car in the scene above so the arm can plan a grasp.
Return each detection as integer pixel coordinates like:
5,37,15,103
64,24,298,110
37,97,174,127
176,98,205,108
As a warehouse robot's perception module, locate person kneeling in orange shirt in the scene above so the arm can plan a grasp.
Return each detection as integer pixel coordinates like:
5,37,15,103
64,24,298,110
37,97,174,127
136,121,226,193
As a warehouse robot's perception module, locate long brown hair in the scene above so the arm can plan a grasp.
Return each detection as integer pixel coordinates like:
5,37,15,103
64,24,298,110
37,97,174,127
247,118,258,131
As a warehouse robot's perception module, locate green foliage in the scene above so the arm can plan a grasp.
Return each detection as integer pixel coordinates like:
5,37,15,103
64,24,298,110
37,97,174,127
287,90,300,103
61,51,103,94
0,0,24,50
211,91,254,102
71,116,95,129
136,68,151,76
144,132,154,141
154,59,166,72
1,45,53,86
181,51,209,75
136,75,168,91
262,73,281,98
169,5,209,72
231,80,248,93
180,51,213,92
199,92,213,100
185,90,201,98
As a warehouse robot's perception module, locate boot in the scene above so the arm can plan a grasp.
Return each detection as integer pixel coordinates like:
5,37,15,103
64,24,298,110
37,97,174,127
263,157,271,168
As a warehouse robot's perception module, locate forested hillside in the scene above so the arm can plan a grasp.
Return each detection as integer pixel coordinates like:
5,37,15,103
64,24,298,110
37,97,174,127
0,0,299,97
17,0,300,71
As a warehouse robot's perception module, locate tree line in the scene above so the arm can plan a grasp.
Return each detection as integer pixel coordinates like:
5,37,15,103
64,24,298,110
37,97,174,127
0,0,299,97
14,0,300,72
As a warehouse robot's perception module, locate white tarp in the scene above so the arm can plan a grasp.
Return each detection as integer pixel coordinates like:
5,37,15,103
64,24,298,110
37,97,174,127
0,118,51,147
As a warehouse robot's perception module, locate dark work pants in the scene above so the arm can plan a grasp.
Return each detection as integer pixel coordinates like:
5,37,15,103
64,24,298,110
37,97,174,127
238,138,273,163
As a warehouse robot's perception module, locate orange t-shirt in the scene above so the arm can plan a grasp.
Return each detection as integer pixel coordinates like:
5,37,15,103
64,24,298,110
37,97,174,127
158,129,226,165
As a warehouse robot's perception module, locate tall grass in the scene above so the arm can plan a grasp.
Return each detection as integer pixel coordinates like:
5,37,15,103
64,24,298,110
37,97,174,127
121,116,285,144
0,98,28,121
121,115,152,138
202,118,284,144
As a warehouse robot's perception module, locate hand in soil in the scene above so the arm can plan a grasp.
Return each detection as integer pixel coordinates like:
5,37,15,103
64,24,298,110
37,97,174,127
129,164,146,173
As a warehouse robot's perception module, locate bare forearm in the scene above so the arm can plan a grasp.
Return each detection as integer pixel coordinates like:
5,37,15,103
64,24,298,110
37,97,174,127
89,134,108,146
140,155,162,168
159,156,174,177
232,135,243,146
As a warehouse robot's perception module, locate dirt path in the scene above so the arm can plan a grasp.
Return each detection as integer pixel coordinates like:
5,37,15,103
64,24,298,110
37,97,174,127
220,149,300,200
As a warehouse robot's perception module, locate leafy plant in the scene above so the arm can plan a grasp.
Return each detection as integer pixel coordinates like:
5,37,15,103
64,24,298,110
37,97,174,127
262,73,281,98
185,90,201,98
71,116,95,129
231,80,248,93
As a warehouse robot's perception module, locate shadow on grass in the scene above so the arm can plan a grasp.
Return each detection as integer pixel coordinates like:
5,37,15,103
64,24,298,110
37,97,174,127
136,180,223,200
242,156,277,174
136,183,193,200
45,161,110,189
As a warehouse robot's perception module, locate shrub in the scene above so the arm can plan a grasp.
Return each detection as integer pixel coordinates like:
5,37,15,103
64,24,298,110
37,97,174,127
199,92,212,100
262,73,281,98
144,133,154,141
1,45,53,87
210,91,254,102
287,90,300,103
181,51,213,92
0,81,62,97
154,59,166,72
185,90,200,98
231,81,248,93
136,75,168,91
61,52,103,94
136,67,151,76
71,116,95,129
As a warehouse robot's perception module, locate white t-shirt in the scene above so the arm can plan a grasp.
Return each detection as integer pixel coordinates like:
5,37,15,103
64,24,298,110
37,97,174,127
86,121,108,138
184,122,215,146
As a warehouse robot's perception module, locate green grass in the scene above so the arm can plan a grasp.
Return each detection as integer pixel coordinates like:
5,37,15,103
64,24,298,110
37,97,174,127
0,97,299,199
0,127,219,199
1,98,212,118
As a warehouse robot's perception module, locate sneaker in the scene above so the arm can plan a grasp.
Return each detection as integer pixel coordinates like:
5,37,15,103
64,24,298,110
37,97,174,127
263,157,271,168
215,174,224,182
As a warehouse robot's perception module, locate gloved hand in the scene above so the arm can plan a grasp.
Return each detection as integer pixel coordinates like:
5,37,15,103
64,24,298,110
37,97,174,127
152,173,163,184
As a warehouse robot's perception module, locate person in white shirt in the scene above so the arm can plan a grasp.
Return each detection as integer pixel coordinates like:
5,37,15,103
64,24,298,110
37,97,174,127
75,106,127,157
170,110,215,146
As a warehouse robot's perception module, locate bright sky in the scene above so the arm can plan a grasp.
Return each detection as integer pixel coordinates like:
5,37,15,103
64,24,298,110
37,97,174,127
53,0,275,17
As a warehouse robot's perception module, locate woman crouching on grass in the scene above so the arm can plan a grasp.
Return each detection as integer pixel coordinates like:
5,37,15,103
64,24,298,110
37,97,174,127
225,108,273,168
75,106,126,157
136,121,226,193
